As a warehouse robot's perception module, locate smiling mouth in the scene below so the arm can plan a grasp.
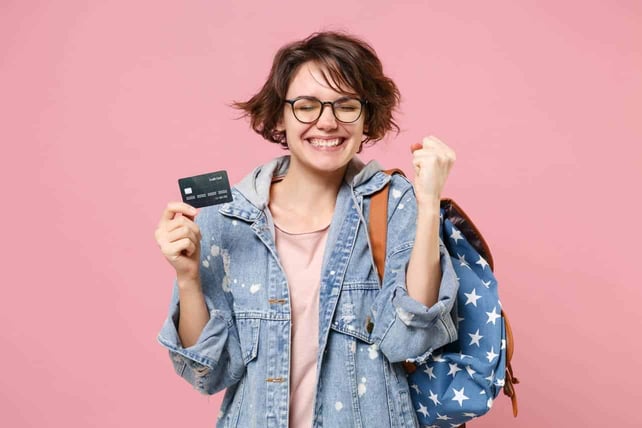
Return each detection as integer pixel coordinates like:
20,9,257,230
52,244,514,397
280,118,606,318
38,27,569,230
307,138,345,147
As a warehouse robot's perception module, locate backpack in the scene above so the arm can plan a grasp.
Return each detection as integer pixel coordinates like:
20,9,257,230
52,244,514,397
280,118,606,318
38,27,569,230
369,170,519,427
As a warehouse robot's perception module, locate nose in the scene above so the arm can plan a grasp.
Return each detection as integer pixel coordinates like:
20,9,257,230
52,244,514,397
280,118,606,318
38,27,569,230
316,102,338,130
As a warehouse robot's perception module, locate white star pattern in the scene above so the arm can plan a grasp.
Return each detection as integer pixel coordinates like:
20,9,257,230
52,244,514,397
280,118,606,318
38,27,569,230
417,403,429,418
475,256,489,270
501,339,506,350
436,413,452,421
428,390,441,405
423,365,437,380
481,280,492,288
411,384,421,394
451,387,470,407
465,365,476,378
468,329,483,346
450,228,464,244
464,288,482,307
457,253,471,269
447,363,462,377
486,347,499,363
486,306,501,325
485,370,495,384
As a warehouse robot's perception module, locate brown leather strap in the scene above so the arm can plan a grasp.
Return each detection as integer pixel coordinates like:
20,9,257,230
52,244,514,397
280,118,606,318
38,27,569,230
369,168,405,282
502,310,520,417
369,186,388,282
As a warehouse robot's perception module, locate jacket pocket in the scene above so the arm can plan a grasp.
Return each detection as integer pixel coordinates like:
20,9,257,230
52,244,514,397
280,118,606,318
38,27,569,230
330,281,380,344
235,316,261,365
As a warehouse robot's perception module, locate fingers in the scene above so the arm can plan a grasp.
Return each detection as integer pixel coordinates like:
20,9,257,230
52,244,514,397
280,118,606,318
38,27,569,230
160,202,198,223
165,215,201,234
410,142,423,153
411,135,456,162
156,218,201,245
155,202,202,258
166,223,202,245
162,237,199,259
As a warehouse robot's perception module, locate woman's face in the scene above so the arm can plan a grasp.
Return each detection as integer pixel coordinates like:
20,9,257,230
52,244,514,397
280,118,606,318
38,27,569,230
277,61,365,177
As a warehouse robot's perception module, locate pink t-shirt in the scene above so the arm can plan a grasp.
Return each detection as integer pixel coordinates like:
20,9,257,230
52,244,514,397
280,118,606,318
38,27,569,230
273,221,329,428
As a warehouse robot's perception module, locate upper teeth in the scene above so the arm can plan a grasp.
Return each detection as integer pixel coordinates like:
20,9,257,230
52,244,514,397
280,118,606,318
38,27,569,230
309,138,342,147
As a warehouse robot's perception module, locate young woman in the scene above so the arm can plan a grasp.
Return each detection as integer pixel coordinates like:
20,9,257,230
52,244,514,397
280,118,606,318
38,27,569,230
155,31,458,427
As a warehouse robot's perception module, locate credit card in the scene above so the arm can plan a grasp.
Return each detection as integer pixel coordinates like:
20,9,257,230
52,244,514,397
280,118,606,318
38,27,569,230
178,170,233,208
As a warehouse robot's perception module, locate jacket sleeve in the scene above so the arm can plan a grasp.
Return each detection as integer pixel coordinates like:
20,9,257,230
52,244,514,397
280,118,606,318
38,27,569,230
156,208,244,395
370,176,459,364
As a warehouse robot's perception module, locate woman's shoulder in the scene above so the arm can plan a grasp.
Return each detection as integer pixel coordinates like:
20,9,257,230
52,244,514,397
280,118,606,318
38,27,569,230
377,169,414,199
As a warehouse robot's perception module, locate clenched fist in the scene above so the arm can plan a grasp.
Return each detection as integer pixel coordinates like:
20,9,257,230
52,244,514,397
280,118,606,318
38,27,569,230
154,202,202,281
410,135,456,206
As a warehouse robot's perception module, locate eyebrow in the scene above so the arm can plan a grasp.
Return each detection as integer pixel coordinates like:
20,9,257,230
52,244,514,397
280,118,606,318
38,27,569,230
288,95,359,101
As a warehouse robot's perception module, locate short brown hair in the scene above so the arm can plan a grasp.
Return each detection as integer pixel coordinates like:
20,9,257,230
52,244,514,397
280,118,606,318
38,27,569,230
233,31,401,148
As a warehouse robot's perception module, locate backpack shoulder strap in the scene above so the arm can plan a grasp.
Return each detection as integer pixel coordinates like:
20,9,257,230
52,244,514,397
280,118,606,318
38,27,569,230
369,168,405,282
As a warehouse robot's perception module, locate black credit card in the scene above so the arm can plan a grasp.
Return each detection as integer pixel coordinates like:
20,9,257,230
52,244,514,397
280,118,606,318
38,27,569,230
178,170,233,208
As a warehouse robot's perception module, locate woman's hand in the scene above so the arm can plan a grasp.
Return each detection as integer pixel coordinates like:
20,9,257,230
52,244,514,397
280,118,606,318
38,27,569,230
154,202,202,282
410,135,456,206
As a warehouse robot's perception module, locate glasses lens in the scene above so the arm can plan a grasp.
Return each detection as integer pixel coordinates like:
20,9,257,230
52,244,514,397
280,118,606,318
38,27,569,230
292,98,322,123
333,98,363,123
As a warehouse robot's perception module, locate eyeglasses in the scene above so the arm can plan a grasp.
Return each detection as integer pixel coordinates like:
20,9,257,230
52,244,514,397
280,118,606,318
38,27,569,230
284,96,366,124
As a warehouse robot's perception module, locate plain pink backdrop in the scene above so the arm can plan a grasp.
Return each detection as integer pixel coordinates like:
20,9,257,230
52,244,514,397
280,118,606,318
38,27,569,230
2,1,641,427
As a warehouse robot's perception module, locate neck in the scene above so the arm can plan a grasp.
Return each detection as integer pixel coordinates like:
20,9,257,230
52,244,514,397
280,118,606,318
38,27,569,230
269,158,349,229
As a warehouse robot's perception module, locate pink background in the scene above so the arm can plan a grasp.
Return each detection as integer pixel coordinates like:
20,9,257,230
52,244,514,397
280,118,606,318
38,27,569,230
2,1,641,426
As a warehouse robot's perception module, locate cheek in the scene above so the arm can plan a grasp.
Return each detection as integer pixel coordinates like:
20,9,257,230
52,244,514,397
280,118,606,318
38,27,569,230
354,121,366,137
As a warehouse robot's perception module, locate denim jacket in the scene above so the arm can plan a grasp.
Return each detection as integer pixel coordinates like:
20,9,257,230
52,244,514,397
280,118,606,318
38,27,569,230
157,155,459,427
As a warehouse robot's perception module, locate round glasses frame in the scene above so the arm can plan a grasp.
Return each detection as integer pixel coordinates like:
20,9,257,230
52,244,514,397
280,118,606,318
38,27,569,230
284,96,367,124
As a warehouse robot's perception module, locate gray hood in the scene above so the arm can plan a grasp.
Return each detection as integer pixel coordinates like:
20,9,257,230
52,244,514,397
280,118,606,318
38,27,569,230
234,155,386,211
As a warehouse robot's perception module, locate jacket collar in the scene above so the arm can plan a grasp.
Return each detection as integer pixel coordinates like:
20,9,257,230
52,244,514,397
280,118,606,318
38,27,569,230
218,155,391,221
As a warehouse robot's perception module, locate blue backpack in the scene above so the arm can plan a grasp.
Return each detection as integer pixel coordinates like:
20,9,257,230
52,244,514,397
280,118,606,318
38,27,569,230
370,171,519,427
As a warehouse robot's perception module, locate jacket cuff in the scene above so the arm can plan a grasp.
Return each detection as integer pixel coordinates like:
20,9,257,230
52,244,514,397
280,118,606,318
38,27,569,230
157,302,235,369
375,240,459,363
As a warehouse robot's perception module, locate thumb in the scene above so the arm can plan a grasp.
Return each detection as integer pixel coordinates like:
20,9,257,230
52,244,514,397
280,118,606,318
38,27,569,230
410,142,423,153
